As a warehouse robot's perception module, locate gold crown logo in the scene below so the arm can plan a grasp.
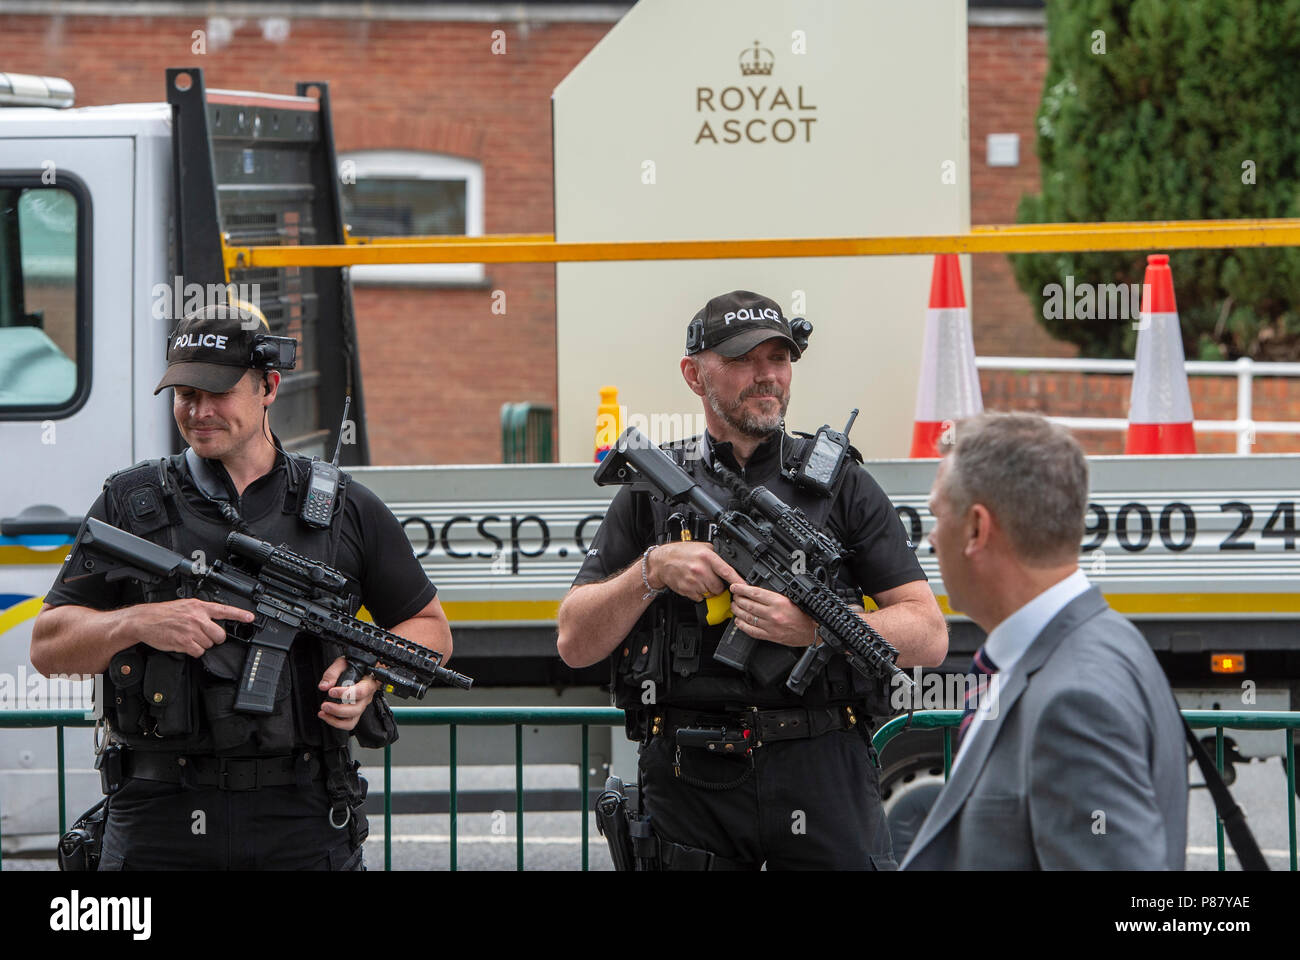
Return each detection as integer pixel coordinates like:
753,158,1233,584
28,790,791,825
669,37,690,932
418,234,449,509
739,41,774,76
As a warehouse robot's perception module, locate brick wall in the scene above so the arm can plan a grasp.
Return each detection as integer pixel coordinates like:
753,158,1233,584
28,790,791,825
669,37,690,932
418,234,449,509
981,370,1300,454
356,263,558,463
0,13,600,464
967,24,1070,359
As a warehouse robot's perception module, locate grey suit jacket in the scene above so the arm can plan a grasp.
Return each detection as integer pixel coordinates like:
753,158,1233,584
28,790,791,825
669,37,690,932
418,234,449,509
900,587,1188,870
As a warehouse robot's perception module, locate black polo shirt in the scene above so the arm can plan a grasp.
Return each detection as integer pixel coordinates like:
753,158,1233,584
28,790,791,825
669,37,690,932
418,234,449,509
573,431,924,598
45,451,435,630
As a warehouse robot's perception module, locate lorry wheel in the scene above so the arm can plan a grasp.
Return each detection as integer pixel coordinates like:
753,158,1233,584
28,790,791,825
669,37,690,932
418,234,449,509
878,729,947,861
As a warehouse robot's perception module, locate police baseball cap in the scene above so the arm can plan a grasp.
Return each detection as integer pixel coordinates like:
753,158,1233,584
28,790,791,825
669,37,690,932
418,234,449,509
154,301,274,395
685,290,804,360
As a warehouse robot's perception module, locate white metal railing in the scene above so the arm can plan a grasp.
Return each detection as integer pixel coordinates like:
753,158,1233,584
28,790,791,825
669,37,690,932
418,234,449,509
977,356,1300,454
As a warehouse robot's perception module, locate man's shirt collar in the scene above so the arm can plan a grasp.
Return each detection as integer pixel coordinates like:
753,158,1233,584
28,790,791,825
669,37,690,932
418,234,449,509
184,438,289,510
701,429,785,478
983,567,1091,677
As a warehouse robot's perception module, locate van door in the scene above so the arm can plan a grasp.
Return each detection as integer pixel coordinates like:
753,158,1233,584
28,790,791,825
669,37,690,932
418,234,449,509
0,136,135,850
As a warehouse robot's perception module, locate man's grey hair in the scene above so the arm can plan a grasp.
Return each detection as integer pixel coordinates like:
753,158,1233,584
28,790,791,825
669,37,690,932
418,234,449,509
941,413,1089,566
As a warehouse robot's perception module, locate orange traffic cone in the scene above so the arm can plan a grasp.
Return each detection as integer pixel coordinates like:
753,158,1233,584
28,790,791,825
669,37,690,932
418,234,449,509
1125,255,1196,454
593,385,622,462
909,254,983,457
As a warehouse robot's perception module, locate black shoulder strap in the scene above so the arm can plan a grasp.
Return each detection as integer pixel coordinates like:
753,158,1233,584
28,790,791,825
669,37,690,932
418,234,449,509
1183,716,1269,870
183,447,231,502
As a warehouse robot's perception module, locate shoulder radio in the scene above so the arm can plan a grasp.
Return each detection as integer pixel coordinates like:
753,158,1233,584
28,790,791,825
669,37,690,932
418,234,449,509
302,397,350,528
789,408,858,497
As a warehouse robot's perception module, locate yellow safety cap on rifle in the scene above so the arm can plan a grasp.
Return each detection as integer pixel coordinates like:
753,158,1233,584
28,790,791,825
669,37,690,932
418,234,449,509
704,591,733,626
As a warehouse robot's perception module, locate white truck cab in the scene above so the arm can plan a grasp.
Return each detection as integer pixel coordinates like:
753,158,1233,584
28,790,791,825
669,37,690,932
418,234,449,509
0,69,370,850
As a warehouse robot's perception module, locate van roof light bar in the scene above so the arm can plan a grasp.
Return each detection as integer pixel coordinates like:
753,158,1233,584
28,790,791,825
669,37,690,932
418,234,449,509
0,72,75,108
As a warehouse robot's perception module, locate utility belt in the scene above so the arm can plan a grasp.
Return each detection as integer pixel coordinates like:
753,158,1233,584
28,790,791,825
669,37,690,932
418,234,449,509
91,740,369,851
114,748,325,791
636,703,865,748
650,703,869,792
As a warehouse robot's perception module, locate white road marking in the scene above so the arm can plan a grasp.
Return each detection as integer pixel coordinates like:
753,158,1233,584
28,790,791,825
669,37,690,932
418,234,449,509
367,834,587,845
1186,845,1292,858
370,839,1294,855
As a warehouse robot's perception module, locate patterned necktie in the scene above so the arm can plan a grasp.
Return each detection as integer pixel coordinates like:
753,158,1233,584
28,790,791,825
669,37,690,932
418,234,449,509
955,645,1000,754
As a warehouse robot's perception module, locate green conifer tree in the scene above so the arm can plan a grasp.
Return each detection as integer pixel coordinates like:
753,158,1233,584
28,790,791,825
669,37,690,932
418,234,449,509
1012,0,1300,359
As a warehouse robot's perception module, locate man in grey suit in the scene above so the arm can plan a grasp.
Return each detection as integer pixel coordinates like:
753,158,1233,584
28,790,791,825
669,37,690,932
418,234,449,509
901,413,1187,870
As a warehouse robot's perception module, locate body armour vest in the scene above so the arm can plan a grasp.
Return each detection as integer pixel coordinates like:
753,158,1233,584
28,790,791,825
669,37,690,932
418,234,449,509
100,453,356,756
610,435,894,717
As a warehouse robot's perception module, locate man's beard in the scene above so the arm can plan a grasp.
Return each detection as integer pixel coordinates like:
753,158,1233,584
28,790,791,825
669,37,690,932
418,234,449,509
702,373,789,439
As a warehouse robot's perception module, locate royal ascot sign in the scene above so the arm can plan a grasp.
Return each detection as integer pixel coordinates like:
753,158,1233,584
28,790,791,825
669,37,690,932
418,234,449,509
694,41,818,146
553,0,969,462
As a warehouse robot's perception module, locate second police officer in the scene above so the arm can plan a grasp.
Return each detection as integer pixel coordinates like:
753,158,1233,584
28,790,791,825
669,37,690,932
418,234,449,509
558,290,948,869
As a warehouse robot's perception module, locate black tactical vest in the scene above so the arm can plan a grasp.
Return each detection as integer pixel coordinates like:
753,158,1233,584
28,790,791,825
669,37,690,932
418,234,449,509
99,452,357,756
610,434,893,718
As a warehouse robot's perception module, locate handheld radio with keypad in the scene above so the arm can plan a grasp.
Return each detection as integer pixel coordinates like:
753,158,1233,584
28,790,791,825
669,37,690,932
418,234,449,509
790,408,858,497
302,397,351,528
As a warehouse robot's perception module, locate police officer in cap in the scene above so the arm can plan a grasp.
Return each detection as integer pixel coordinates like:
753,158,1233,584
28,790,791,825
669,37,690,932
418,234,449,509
559,290,947,869
32,301,453,870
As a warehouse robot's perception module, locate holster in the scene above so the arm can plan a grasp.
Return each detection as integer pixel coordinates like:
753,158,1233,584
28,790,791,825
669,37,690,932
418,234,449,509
58,798,108,871
593,774,748,871
595,775,642,871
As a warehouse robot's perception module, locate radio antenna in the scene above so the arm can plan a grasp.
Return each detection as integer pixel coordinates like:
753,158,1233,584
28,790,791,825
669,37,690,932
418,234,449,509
331,396,352,467
842,408,859,437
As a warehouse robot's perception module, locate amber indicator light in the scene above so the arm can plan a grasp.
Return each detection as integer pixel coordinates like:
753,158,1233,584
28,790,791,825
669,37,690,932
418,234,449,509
1211,653,1246,674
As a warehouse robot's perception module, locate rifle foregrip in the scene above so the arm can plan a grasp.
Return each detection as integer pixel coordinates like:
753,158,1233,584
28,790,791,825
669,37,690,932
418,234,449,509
785,582,902,692
787,642,835,695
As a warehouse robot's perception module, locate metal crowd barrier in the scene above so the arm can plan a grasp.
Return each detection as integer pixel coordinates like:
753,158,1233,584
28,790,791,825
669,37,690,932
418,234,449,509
1,707,1296,871
873,709,1299,871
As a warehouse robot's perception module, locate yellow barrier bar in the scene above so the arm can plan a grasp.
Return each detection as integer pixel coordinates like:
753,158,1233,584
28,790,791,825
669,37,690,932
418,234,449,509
343,232,554,246
968,217,1289,235
224,218,1300,270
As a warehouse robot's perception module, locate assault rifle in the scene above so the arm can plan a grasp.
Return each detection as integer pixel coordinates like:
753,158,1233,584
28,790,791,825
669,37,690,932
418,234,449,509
594,427,911,695
63,518,472,712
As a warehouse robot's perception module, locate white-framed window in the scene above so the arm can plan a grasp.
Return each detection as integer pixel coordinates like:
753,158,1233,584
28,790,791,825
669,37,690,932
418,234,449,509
339,150,485,285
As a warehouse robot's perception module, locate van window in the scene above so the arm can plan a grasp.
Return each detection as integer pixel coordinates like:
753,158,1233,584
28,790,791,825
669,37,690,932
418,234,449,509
0,184,83,412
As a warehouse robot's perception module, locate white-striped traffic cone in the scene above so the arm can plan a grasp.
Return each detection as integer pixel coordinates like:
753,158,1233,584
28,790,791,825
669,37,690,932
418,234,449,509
1126,254,1196,454
910,254,983,457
